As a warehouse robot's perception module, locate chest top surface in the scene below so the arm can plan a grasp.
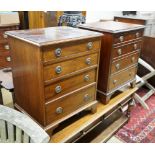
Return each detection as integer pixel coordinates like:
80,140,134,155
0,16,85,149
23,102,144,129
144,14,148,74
6,26,102,46
78,21,145,33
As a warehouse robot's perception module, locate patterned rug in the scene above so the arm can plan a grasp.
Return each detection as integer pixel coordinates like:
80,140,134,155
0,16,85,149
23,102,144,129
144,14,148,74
116,88,155,143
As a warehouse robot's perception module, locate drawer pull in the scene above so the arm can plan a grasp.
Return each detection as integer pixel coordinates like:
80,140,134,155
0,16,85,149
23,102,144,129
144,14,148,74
115,64,120,70
3,33,8,39
134,44,137,50
84,75,90,82
55,66,62,74
131,57,135,62
55,85,62,93
6,57,11,62
87,42,93,50
85,58,91,65
119,36,124,42
117,49,122,55
113,80,117,84
4,45,10,50
56,107,63,114
55,48,62,57
136,32,140,38
84,94,90,102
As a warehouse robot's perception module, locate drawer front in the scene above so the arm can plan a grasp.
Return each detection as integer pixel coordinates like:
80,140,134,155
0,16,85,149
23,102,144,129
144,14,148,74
44,53,98,82
111,52,139,74
0,52,11,68
108,66,137,91
0,42,10,52
45,69,97,100
113,30,143,45
42,39,100,62
45,85,96,125
112,41,142,59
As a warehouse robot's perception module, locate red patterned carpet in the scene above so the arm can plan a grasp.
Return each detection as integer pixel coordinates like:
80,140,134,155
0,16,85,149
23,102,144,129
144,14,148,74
116,89,155,143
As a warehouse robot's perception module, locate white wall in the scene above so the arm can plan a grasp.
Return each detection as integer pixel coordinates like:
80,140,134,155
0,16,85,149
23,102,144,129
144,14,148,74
86,11,122,23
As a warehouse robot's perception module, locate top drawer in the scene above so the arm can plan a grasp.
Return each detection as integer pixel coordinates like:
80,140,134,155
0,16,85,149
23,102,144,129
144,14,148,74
113,29,143,45
42,39,100,63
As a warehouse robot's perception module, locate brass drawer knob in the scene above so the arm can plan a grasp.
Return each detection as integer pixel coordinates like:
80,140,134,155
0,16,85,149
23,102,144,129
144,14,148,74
55,66,62,74
56,107,63,114
117,49,122,55
87,42,93,50
131,57,135,62
119,36,124,42
55,85,62,93
115,63,120,70
4,45,10,50
84,75,90,82
134,44,137,50
136,32,140,38
6,57,11,62
3,33,8,39
85,58,91,65
113,80,117,84
55,48,62,57
84,94,90,102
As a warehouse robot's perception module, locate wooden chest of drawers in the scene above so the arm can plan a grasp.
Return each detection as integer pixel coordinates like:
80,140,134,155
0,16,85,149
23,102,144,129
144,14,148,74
6,27,102,135
0,24,19,69
79,21,145,104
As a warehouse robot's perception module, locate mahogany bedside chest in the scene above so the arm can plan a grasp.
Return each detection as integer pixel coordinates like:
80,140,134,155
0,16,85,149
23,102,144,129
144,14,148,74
0,24,19,69
6,26,102,135
79,21,145,104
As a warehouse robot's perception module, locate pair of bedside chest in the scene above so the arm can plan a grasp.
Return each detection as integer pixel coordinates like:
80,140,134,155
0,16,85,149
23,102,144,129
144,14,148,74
6,21,144,136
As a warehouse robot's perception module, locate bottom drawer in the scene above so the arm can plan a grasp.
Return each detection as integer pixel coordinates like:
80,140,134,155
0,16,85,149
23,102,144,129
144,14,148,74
0,52,11,68
45,85,96,125
108,66,137,91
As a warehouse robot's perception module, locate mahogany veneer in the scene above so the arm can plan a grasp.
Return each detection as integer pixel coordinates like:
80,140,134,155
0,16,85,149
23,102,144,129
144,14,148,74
79,21,145,104
6,26,102,135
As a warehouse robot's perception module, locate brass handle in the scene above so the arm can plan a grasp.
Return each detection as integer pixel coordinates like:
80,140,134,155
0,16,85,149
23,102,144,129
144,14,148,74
117,49,122,55
6,57,11,62
56,107,63,114
84,94,90,102
131,57,135,62
87,42,93,50
4,45,10,50
119,36,124,42
55,66,62,74
113,80,117,84
84,75,90,82
115,63,120,70
85,58,91,65
134,44,137,50
136,32,140,38
3,33,8,39
55,85,62,93
55,48,62,57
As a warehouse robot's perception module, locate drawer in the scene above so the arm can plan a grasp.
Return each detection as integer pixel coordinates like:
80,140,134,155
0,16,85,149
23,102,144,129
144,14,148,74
45,69,97,100
45,85,96,125
0,52,11,68
111,52,139,74
112,41,142,59
42,39,100,62
108,66,137,91
44,53,98,82
113,30,143,45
